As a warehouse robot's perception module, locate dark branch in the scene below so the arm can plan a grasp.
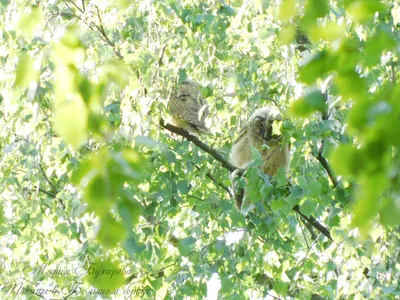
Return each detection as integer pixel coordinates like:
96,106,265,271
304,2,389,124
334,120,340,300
293,205,333,241
39,163,59,196
315,152,339,189
160,119,238,172
313,140,339,190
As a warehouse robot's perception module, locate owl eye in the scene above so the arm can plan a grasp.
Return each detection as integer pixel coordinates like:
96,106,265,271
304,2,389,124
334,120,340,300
179,93,190,101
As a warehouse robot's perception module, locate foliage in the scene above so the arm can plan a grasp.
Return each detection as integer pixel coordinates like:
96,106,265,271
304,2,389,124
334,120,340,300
0,0,399,299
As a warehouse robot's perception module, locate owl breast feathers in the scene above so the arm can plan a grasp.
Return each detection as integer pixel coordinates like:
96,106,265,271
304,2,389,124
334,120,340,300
230,106,290,176
168,79,209,134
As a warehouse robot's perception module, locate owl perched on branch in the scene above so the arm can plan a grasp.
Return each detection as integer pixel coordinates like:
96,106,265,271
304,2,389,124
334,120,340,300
230,106,290,208
168,79,209,135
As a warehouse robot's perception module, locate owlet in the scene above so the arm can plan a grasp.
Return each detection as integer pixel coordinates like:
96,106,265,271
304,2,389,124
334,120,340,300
231,106,290,175
230,106,290,208
168,79,209,135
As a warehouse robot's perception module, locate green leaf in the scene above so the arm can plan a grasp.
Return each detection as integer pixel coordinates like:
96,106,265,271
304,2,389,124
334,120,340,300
278,0,297,22
299,199,316,217
0,205,4,226
347,1,388,23
178,236,196,256
53,97,88,149
305,0,329,19
118,195,143,229
18,7,43,37
364,29,395,67
273,281,289,296
330,144,365,178
308,181,322,197
177,180,191,194
97,214,126,247
56,223,69,235
379,198,400,228
230,210,246,227
299,51,336,84
274,167,287,188
84,258,126,290
290,88,326,117
14,54,39,88
178,69,187,83
156,282,170,300
84,175,112,215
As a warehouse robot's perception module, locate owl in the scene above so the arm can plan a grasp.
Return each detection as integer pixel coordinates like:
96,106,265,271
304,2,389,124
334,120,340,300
231,106,289,175
230,106,290,208
168,79,209,134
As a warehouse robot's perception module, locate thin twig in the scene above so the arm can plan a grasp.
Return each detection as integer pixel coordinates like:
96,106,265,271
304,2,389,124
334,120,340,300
296,212,310,248
94,6,123,59
39,163,58,195
35,187,83,244
67,0,84,13
192,164,232,197
390,63,396,84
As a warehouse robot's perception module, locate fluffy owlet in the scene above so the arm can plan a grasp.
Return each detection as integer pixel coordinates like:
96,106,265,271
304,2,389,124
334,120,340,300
168,79,209,134
230,106,290,208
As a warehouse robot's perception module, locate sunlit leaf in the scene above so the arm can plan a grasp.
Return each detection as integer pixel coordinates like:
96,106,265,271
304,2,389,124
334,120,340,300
84,258,126,290
18,7,43,37
379,198,400,228
278,0,297,22
53,97,88,149
299,51,336,84
14,54,39,88
290,88,326,117
278,25,295,45
347,1,388,23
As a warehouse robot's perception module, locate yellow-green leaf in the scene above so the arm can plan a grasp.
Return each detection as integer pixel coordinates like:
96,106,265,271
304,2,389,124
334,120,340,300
84,258,126,291
278,0,297,22
14,54,39,88
53,97,88,149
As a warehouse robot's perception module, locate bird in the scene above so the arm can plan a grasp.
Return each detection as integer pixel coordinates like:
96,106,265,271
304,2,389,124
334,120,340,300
230,106,290,208
168,79,209,135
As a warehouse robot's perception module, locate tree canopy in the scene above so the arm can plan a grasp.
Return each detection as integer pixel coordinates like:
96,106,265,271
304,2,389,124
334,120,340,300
0,0,399,299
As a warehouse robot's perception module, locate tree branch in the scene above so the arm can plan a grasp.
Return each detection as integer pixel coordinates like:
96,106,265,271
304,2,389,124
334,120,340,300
315,152,339,189
160,119,238,172
293,205,333,241
161,119,333,241
39,163,58,195
313,140,339,190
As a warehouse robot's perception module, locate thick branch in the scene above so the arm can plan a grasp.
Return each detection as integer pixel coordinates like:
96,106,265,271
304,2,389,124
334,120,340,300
315,152,339,189
161,119,333,241
160,119,238,172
